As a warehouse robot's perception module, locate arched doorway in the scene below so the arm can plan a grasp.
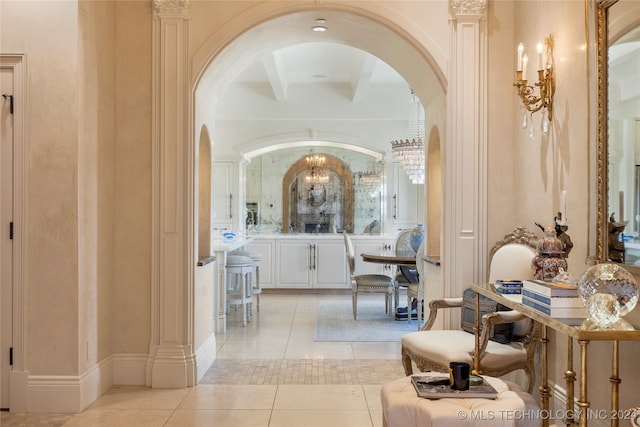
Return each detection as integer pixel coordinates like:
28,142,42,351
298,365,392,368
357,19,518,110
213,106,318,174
150,2,450,388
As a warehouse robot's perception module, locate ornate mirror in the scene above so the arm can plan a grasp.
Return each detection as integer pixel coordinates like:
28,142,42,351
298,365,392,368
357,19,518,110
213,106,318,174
596,0,640,268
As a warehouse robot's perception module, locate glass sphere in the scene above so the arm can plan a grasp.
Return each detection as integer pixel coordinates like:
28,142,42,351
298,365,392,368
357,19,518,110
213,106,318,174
585,293,620,326
577,263,638,325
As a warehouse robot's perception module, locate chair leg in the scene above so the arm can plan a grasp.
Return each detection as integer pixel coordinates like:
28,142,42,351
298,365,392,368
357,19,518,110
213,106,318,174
401,348,414,375
352,292,358,320
254,266,260,312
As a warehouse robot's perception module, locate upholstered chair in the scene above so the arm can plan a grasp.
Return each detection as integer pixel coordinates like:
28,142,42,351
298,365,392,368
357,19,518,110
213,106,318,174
400,226,541,392
343,231,395,320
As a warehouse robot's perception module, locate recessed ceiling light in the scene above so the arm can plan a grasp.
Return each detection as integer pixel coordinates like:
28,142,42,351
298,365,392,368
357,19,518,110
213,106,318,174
312,25,327,32
316,18,326,24
313,74,327,79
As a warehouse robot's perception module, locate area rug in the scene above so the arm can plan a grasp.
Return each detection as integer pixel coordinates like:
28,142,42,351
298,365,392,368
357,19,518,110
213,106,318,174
314,300,417,342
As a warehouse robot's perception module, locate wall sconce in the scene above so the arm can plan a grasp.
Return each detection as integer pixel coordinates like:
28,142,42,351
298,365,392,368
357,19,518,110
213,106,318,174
514,35,555,136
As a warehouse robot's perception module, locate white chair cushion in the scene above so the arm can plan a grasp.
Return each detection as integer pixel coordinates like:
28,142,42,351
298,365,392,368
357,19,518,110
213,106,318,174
401,330,526,371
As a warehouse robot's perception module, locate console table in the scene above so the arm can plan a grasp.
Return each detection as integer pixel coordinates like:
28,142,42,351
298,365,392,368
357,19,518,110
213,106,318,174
472,283,640,427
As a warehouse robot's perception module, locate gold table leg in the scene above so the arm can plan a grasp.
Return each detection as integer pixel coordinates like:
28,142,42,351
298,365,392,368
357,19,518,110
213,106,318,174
565,336,576,426
539,325,551,427
577,340,590,427
611,340,620,427
473,292,481,375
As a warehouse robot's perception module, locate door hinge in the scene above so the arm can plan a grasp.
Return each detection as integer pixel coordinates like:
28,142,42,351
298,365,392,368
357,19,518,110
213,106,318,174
9,347,13,366
2,94,13,115
9,222,13,240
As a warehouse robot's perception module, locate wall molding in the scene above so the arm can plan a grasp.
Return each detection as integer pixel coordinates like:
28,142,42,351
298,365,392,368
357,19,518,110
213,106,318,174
23,354,153,413
195,333,216,383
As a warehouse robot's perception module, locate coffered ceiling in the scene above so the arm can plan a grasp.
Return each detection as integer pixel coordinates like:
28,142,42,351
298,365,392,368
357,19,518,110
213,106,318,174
212,42,414,158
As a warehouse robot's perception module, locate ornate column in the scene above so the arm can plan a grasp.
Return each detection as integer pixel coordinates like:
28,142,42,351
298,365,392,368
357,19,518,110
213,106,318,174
148,0,195,388
444,0,488,315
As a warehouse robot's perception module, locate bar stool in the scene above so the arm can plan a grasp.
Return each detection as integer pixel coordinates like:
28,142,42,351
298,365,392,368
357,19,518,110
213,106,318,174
225,255,254,327
231,250,262,312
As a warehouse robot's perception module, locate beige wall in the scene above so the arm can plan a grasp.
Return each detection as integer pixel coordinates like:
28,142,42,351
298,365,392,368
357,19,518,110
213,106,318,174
112,1,152,355
2,0,81,376
78,0,116,373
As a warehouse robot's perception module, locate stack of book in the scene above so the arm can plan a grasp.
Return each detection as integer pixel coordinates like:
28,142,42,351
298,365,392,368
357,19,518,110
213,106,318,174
521,280,587,318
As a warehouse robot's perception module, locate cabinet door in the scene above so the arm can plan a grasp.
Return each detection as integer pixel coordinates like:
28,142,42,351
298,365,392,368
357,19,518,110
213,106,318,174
354,241,394,277
313,241,348,288
213,161,235,229
245,240,274,288
392,163,423,229
276,241,312,288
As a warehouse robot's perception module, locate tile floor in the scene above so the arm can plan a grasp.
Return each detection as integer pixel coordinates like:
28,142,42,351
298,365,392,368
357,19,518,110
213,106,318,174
1,291,409,427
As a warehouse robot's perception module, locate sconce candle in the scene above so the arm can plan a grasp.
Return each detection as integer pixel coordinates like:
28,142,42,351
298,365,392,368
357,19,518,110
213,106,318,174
513,35,555,123
536,42,543,70
561,190,567,223
517,42,524,71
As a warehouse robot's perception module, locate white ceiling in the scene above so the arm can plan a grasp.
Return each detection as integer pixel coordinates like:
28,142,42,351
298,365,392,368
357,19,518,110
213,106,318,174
212,42,414,158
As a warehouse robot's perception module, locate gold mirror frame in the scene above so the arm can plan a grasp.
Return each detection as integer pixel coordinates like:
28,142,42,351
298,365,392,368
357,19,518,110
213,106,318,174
595,0,616,263
595,0,640,271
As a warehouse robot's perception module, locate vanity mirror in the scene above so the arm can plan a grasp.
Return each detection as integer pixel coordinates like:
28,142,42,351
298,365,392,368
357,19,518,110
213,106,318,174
245,146,384,234
596,0,640,267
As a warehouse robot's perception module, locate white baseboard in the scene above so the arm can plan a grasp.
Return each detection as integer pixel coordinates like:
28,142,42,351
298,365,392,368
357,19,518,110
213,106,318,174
195,333,217,383
112,353,148,386
24,353,150,413
27,357,113,413
18,349,208,413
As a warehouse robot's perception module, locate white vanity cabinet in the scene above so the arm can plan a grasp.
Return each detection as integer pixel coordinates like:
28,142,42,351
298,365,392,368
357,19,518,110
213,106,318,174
244,239,275,288
275,237,348,289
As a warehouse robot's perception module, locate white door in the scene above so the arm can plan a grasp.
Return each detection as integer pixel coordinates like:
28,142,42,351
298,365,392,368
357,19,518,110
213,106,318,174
1,67,14,409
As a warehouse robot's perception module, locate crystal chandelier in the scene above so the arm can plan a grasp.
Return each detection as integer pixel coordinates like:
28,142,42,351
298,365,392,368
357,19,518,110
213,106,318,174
357,161,382,193
391,89,425,184
305,150,329,185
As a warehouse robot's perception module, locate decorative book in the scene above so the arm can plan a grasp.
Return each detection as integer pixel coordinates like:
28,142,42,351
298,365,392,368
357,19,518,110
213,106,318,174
521,296,587,318
521,289,583,307
410,375,499,399
522,279,578,297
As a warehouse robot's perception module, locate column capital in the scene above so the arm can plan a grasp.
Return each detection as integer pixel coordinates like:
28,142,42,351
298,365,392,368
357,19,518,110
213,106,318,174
153,0,189,18
449,0,487,19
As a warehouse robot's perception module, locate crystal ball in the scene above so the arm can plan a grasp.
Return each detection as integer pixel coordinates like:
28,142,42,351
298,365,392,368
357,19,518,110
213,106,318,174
585,293,620,326
577,263,638,325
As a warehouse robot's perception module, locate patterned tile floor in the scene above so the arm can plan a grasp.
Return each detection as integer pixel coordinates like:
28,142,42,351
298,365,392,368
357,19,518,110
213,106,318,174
1,292,408,426
200,359,405,385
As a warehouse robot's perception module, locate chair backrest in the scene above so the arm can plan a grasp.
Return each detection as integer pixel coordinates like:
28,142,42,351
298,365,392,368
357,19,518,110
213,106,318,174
487,226,538,338
488,226,538,280
395,229,416,256
488,243,537,282
343,231,356,275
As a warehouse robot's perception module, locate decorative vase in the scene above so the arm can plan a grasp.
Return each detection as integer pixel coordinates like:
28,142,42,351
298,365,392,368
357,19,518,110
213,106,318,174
577,263,639,327
532,225,567,281
410,224,425,252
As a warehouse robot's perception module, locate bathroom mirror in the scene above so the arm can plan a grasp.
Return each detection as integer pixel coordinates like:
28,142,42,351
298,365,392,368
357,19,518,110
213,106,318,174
245,146,384,234
596,0,640,267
